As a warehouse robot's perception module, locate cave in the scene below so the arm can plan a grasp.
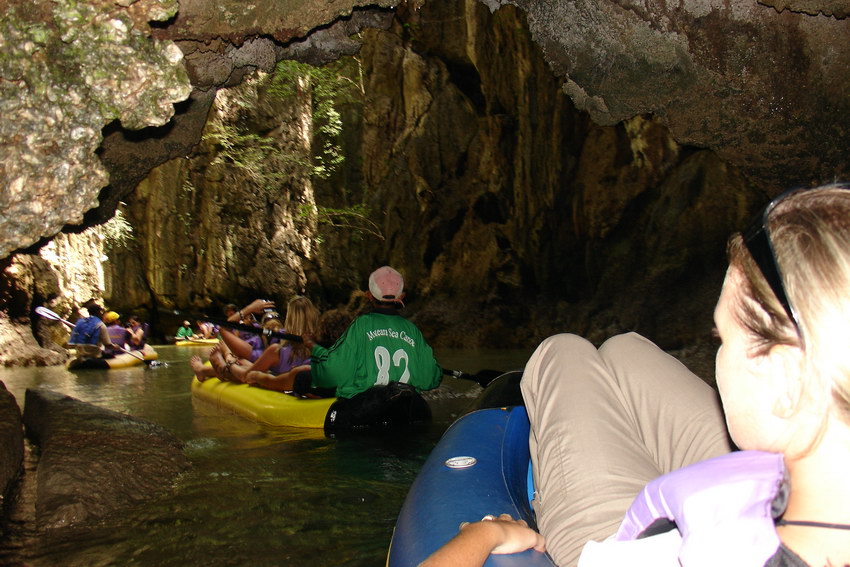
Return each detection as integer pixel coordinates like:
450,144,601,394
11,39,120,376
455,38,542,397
1,0,849,365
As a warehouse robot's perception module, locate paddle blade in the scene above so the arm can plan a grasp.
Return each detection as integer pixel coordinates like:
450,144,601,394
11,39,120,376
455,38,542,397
34,306,60,320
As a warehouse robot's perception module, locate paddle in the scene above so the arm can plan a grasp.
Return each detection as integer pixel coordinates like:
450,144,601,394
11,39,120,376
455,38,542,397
35,306,146,363
442,368,505,388
161,308,303,342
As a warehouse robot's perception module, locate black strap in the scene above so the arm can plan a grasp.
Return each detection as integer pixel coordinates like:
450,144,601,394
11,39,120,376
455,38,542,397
776,519,850,530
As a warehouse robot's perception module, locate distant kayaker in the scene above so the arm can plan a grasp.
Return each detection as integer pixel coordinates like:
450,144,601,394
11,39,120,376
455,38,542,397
175,321,195,341
102,311,129,357
196,320,215,339
68,303,119,360
420,185,850,567
126,315,147,351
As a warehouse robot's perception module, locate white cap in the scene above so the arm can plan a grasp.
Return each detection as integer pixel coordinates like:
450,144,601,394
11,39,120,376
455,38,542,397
368,266,404,304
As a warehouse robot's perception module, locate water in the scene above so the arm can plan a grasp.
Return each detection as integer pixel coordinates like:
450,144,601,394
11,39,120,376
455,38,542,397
0,345,533,566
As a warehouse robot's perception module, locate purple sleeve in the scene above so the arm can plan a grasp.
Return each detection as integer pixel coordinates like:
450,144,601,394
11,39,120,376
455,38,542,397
266,345,311,375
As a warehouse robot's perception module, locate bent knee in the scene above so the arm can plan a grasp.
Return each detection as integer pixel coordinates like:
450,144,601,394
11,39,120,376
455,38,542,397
521,333,598,388
535,333,595,354
598,332,656,359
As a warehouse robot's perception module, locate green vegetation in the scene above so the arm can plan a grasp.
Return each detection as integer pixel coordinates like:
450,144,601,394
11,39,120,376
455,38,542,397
203,56,382,240
268,59,363,180
204,58,363,185
299,203,384,242
102,207,134,251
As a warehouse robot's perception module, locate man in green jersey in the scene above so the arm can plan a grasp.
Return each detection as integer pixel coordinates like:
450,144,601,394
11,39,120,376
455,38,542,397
302,266,443,430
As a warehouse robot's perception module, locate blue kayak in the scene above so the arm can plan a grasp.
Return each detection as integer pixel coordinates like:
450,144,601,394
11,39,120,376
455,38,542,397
388,405,556,566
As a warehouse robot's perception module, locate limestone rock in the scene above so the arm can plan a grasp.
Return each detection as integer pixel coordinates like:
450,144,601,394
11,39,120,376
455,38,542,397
0,0,191,258
507,0,850,189
0,256,68,367
22,389,190,529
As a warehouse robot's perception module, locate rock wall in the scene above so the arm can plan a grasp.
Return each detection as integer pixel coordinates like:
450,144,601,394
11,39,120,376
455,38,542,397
355,2,762,348
105,67,322,323
508,0,850,190
2,0,847,361
0,0,191,258
0,256,68,367
333,2,763,347
97,2,763,350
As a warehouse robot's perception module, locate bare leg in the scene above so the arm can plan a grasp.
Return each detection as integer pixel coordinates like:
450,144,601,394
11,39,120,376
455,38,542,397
189,355,216,382
228,361,250,383
245,367,303,392
219,328,254,361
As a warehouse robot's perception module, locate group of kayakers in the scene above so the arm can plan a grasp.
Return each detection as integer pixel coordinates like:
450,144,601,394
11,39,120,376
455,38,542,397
175,320,217,341
188,266,444,423
67,300,151,362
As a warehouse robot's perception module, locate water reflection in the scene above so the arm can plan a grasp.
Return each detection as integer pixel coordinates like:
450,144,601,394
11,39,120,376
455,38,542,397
0,345,532,566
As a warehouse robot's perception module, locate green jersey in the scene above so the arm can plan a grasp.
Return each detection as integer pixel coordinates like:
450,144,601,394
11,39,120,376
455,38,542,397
310,310,442,399
176,326,194,339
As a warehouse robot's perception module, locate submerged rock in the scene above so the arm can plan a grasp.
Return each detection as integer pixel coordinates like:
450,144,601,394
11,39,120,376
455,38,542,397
22,389,190,529
0,383,24,508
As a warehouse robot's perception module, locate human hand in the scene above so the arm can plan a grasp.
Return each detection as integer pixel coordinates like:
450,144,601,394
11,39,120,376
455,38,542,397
244,299,275,314
301,332,316,349
461,514,545,555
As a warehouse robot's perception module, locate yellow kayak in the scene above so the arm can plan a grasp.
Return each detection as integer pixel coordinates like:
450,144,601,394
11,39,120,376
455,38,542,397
174,338,219,346
68,344,158,370
191,377,336,429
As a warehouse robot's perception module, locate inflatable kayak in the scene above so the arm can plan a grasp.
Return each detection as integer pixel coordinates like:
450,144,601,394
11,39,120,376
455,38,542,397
174,338,219,346
67,344,159,370
387,404,555,566
191,377,337,429
191,376,433,433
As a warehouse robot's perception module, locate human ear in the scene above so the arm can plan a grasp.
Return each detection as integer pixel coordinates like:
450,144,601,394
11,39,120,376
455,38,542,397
765,344,807,419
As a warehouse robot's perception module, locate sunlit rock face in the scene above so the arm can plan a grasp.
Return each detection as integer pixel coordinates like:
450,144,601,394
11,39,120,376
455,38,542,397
105,75,321,314
0,0,191,258
0,256,68,367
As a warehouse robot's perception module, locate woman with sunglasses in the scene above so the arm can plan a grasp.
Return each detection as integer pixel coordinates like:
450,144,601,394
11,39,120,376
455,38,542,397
421,184,850,567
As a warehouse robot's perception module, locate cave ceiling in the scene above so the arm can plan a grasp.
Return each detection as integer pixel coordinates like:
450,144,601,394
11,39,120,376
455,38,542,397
1,0,849,259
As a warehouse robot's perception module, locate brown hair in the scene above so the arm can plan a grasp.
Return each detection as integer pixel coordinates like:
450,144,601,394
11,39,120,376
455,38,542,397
727,184,850,423
283,296,319,361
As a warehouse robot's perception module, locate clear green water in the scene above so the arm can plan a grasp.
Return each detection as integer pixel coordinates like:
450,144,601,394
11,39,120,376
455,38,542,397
0,345,533,566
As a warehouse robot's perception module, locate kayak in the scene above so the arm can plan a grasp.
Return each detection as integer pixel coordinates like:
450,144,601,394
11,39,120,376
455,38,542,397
191,377,432,433
174,338,219,346
387,403,555,566
191,377,337,429
67,344,159,370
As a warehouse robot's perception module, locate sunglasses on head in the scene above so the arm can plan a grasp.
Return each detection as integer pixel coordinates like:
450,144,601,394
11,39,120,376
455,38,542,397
741,190,802,336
